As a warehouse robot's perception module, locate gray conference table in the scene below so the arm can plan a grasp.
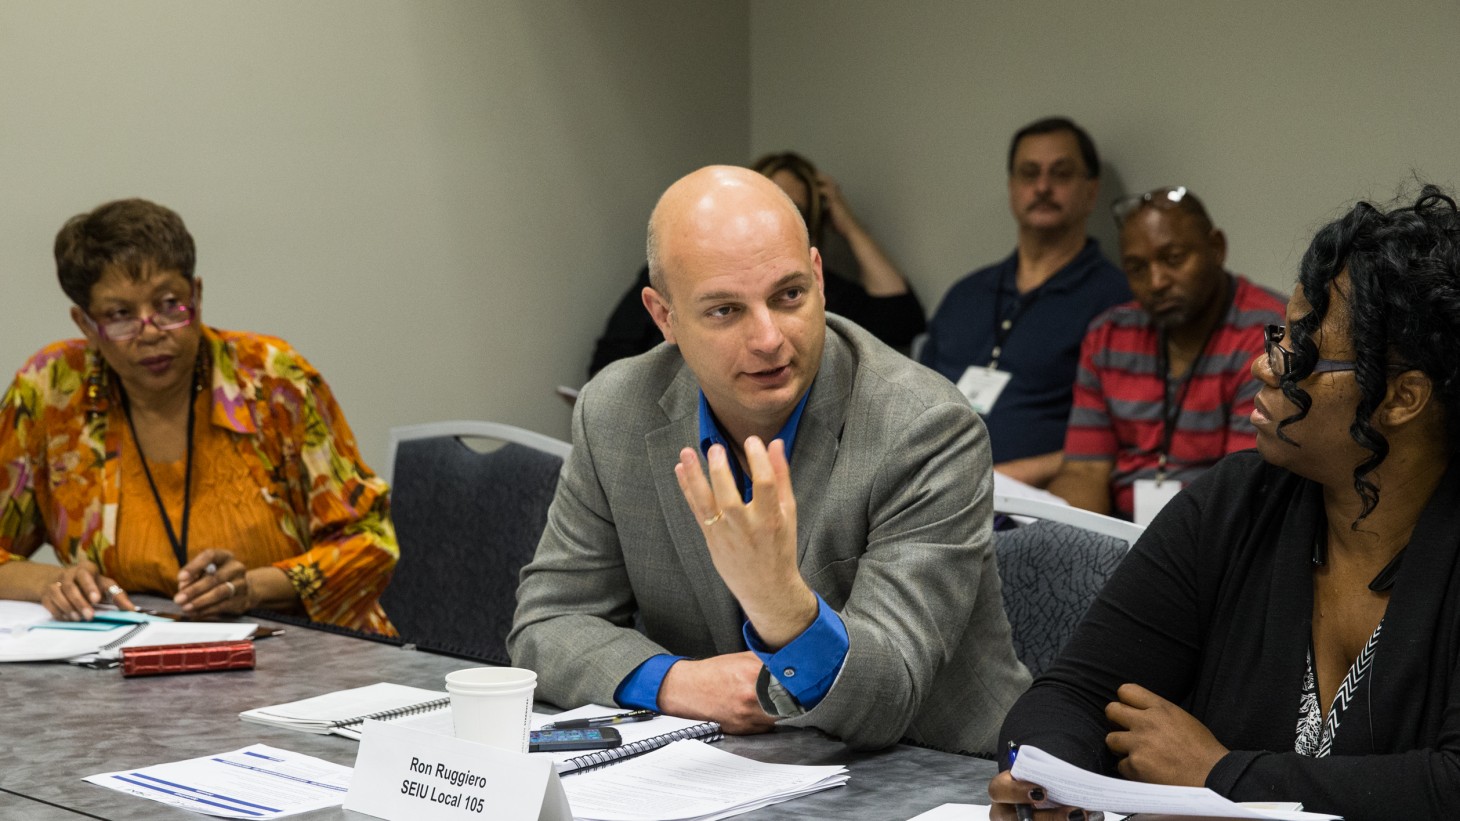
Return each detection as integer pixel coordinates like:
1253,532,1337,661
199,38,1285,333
0,605,996,820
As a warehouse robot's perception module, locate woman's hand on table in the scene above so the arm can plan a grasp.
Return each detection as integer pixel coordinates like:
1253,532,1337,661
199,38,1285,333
40,559,136,621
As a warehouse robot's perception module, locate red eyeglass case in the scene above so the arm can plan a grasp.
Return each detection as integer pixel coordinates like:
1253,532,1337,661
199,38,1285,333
120,640,256,677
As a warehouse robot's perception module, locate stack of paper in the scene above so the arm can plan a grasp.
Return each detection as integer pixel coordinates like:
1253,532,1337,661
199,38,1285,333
0,602,257,663
904,803,1314,821
1010,745,1339,820
562,738,848,821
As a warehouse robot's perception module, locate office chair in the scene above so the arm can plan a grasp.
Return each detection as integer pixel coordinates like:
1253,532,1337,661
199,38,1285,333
993,498,1140,677
381,421,569,665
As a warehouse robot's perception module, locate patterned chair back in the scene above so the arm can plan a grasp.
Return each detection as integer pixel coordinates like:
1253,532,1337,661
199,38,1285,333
382,426,566,664
994,520,1130,677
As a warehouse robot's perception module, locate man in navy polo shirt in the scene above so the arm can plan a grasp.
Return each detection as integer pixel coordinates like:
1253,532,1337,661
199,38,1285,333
920,117,1131,488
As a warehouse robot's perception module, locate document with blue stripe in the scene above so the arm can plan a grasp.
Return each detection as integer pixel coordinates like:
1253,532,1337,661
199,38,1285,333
83,744,351,818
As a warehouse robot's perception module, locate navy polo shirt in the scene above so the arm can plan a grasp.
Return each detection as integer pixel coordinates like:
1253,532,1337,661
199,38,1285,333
920,238,1131,463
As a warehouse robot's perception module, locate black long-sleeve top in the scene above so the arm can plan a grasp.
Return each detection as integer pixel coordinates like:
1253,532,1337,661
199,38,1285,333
1000,451,1460,820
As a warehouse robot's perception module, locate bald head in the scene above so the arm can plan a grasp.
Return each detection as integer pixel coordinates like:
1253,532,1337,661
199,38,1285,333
638,165,826,446
646,165,810,299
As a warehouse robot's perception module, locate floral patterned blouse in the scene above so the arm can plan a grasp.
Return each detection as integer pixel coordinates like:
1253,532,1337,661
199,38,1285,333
0,326,398,635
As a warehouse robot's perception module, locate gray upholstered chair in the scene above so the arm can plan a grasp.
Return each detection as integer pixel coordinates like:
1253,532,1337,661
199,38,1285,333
381,421,569,665
993,498,1140,678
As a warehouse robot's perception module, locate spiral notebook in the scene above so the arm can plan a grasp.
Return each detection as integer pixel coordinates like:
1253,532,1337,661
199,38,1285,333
240,682,449,738
523,704,723,774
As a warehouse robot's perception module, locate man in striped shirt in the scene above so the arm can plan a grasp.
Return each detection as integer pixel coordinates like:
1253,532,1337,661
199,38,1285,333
1047,187,1285,523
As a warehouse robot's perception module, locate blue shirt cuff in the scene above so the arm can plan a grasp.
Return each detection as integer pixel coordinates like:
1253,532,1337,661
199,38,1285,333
613,653,686,711
742,594,848,708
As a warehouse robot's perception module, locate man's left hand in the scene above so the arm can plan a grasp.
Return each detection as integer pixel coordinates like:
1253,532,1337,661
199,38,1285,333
675,437,818,649
1105,683,1228,787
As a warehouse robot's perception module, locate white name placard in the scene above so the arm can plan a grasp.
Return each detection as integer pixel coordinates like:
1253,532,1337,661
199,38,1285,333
345,720,571,821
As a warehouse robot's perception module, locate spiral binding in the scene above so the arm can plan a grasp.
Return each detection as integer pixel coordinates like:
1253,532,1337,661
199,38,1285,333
99,624,146,651
336,696,451,730
562,722,722,774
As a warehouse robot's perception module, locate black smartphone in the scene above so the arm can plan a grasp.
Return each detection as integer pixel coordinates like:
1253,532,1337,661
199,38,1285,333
528,727,622,753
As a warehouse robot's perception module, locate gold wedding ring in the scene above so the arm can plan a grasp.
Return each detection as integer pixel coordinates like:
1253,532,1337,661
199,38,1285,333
224,580,237,598
702,511,724,527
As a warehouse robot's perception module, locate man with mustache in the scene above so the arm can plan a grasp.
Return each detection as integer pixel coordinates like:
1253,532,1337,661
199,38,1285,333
510,166,1030,754
1048,187,1284,523
920,117,1131,488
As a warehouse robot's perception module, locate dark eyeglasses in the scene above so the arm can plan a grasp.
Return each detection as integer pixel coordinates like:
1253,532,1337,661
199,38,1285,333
1263,324,1358,378
1111,185,1189,227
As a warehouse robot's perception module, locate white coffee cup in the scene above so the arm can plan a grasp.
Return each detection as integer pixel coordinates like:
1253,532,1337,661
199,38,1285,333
444,667,537,753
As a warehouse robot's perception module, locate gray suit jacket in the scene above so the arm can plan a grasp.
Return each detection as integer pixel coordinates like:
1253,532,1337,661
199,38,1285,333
509,315,1030,753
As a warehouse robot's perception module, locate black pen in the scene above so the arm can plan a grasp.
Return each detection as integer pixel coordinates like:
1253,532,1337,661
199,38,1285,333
541,709,657,730
1007,741,1035,821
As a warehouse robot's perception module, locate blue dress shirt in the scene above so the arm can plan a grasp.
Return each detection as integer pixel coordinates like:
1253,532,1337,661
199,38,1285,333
614,387,849,711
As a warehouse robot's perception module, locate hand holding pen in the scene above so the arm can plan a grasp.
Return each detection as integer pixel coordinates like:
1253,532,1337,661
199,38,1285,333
541,709,657,730
175,550,251,618
1008,742,1036,821
986,742,1098,820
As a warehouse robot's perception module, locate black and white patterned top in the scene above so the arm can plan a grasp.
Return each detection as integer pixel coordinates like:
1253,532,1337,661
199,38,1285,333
1295,619,1384,757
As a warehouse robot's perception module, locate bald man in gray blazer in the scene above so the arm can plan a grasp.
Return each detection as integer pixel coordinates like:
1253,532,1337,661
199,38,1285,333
509,166,1029,754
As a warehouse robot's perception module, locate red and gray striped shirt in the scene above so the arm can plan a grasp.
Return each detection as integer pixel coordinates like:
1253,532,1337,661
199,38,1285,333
1063,274,1286,519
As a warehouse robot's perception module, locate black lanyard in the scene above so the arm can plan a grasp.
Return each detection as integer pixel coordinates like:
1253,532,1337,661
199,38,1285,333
988,269,1047,370
122,389,196,570
1153,277,1234,479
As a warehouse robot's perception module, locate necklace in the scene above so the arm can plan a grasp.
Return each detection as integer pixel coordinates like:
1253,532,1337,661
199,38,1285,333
121,357,203,570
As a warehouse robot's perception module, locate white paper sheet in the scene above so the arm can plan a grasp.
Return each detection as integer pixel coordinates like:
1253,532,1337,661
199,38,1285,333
1010,745,1337,820
906,805,992,821
0,600,56,633
84,744,351,819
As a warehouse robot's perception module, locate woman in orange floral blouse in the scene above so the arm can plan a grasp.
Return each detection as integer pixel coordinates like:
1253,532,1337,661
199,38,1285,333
0,199,398,635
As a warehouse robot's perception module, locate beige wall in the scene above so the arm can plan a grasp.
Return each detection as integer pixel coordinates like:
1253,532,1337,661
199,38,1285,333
749,0,1460,306
4,1,1458,474
0,0,749,469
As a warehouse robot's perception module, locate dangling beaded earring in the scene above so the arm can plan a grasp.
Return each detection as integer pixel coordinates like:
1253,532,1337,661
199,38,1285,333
193,341,209,394
84,348,108,423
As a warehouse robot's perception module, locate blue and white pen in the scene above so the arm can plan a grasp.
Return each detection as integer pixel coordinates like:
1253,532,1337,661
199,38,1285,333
1007,741,1036,821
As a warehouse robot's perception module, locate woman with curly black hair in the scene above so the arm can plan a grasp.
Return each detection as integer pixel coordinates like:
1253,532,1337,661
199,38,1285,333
988,186,1460,820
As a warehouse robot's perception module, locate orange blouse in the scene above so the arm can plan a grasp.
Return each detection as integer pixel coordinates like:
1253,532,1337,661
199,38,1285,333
109,387,301,595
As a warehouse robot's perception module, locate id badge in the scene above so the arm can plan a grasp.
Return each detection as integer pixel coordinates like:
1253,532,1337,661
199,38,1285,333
956,366,1012,415
1133,478,1183,527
